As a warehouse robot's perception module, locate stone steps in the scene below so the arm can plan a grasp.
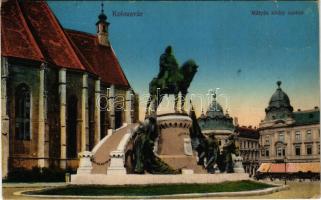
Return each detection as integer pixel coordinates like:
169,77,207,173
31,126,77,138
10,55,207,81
91,124,137,174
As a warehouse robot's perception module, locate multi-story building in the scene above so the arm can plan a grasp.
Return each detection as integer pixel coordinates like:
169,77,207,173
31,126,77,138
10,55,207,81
257,81,320,178
1,0,138,178
235,126,260,176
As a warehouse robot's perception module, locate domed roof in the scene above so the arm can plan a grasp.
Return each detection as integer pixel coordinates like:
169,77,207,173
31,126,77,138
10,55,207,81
98,13,107,21
206,93,224,118
198,92,235,132
269,81,291,106
96,2,109,25
265,81,293,120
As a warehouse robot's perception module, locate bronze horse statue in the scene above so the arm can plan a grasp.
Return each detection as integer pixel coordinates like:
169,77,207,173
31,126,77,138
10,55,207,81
145,46,198,115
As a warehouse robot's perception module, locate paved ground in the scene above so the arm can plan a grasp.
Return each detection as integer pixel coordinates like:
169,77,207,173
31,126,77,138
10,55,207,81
2,180,320,199
202,180,321,199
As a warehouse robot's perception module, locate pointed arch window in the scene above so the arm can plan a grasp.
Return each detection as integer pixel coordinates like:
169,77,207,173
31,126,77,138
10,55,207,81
15,84,31,140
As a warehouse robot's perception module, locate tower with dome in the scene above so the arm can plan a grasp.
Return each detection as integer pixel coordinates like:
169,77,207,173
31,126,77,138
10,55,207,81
257,81,320,179
198,92,235,150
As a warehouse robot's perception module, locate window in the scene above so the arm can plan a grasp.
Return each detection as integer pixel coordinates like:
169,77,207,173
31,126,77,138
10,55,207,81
318,145,320,155
277,147,282,157
265,149,269,157
306,145,312,155
295,131,301,142
265,136,270,145
279,132,285,142
15,84,31,140
276,146,286,157
306,130,312,141
295,146,301,156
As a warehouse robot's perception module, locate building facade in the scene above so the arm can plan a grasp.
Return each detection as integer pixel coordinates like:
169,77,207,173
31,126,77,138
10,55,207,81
1,0,138,178
235,126,260,176
258,81,320,177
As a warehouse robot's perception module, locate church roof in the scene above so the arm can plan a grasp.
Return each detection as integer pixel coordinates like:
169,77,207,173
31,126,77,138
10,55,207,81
1,0,44,62
19,0,89,71
1,0,129,87
66,30,129,87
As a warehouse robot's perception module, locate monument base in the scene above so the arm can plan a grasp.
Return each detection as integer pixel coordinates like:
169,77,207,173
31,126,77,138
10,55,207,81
156,113,206,173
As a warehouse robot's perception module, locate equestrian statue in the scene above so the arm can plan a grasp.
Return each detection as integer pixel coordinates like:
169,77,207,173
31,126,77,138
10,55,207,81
145,46,199,115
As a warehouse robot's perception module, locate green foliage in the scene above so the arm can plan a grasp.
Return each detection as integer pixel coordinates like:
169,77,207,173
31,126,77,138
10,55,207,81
28,180,274,196
5,167,75,182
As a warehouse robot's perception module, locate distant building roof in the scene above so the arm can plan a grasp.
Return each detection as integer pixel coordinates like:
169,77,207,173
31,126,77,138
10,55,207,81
236,126,259,139
293,108,320,126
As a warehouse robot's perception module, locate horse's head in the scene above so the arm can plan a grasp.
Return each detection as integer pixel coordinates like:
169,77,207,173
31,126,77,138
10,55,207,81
180,60,198,87
181,59,198,77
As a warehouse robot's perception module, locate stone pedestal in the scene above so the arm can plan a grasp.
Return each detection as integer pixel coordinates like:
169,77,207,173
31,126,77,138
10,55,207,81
77,151,93,174
156,113,204,173
232,154,245,173
107,150,127,175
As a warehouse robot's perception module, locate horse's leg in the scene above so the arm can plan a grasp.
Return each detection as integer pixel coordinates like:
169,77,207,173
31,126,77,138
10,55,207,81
154,93,164,114
174,93,179,113
145,95,152,115
181,92,187,113
151,95,158,115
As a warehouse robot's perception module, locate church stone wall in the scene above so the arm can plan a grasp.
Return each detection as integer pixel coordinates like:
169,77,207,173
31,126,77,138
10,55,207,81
2,61,136,175
8,62,40,169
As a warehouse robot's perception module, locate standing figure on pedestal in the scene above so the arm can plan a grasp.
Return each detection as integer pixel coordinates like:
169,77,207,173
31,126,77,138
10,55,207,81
205,134,220,173
222,134,237,173
132,116,177,174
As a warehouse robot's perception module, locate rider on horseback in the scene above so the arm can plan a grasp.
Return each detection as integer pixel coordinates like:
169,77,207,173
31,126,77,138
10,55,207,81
157,46,183,91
